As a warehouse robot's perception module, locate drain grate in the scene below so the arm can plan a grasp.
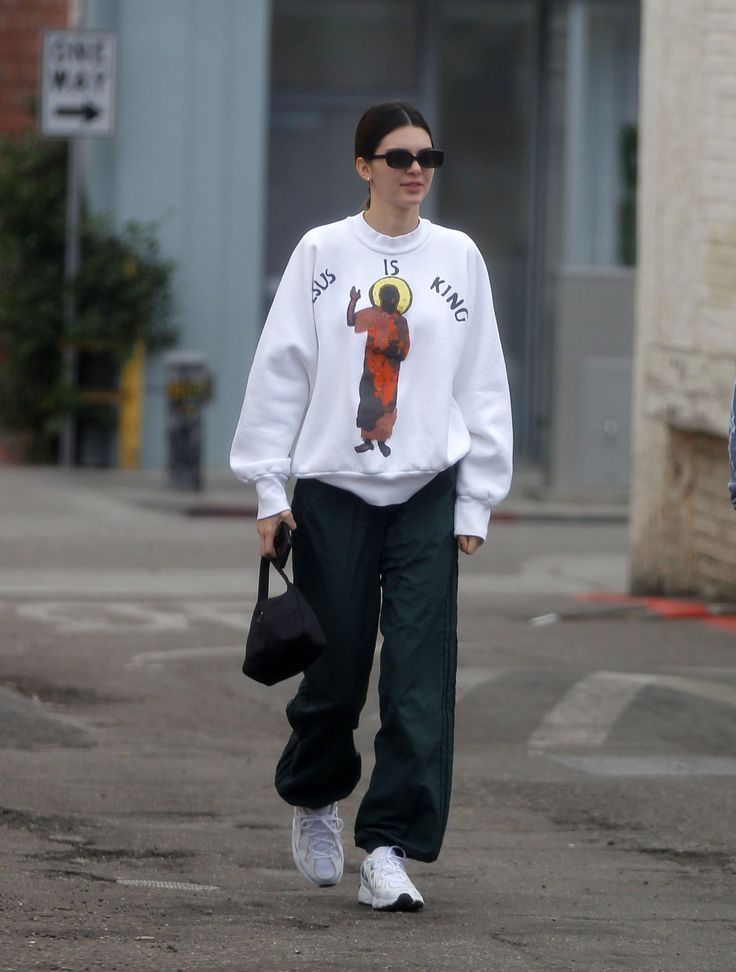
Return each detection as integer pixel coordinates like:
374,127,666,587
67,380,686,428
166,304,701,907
116,878,218,891
546,755,736,777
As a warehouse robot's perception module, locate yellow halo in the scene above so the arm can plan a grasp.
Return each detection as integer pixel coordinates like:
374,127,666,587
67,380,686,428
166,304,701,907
369,276,413,314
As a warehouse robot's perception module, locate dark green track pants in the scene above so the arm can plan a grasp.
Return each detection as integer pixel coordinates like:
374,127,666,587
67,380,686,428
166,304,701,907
274,467,459,863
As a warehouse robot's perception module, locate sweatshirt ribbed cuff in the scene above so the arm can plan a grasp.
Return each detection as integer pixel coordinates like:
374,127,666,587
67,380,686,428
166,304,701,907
454,494,491,541
254,475,290,520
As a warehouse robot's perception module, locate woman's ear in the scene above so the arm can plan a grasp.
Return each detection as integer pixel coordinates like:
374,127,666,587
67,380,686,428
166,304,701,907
355,157,371,183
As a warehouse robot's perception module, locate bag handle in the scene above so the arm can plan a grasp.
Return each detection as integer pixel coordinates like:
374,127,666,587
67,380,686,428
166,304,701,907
257,556,292,600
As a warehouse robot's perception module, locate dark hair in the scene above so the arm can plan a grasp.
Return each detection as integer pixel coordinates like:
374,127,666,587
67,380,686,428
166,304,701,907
355,101,435,209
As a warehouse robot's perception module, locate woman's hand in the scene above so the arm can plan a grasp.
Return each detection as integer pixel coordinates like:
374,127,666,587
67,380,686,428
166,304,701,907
257,509,297,559
347,286,361,327
457,535,483,556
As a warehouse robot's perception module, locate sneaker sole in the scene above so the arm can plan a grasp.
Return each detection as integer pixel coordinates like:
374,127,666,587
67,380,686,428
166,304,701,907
358,886,424,912
291,838,343,887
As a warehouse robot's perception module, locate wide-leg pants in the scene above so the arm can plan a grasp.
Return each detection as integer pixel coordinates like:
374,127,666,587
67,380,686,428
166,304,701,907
274,467,458,863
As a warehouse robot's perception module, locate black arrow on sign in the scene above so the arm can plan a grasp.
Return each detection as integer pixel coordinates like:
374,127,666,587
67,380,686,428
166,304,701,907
55,102,102,123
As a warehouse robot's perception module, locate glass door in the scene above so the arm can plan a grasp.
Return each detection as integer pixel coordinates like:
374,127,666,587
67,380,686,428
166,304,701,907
266,0,428,300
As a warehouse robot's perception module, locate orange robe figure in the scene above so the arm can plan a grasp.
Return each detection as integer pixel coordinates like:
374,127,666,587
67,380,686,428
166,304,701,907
347,284,410,457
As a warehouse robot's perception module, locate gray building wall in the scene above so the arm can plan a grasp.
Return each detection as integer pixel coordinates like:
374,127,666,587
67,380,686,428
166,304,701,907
77,0,640,494
83,0,270,470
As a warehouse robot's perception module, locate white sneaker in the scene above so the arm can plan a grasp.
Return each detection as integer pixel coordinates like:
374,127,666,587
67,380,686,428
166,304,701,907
358,845,424,911
291,803,344,887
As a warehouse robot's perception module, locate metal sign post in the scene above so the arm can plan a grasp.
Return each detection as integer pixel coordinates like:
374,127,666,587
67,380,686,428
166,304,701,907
59,138,82,468
40,28,117,466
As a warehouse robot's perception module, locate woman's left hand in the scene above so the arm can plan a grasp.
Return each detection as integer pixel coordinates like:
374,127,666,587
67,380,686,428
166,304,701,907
457,535,483,556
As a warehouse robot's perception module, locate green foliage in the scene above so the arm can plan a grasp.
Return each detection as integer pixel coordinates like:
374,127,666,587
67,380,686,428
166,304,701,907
0,135,177,460
75,217,177,355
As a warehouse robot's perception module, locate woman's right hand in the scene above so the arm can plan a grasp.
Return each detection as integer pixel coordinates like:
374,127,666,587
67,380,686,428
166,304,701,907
256,509,297,559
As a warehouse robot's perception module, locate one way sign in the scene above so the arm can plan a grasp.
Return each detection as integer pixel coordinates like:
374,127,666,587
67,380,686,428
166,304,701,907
40,29,117,138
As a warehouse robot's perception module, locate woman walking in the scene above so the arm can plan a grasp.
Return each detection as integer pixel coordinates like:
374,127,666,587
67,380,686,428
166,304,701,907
230,101,513,911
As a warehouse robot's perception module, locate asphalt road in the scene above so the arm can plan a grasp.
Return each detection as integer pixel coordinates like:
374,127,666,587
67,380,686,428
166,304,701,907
1,468,735,971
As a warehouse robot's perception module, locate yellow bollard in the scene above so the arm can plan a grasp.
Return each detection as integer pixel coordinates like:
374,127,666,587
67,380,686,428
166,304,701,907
118,340,145,469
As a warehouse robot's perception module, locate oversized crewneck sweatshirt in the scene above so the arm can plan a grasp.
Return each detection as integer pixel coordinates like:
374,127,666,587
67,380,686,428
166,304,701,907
230,213,513,539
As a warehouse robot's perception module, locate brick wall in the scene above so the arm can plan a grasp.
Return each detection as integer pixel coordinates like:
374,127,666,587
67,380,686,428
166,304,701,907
630,0,736,599
0,0,69,463
0,0,69,135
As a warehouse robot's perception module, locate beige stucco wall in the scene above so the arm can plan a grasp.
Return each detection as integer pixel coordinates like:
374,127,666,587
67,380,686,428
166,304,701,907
630,0,736,598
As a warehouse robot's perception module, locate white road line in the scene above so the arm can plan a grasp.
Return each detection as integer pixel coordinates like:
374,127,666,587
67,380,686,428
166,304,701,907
358,667,504,735
128,646,243,669
545,755,736,777
7,599,253,634
456,667,506,701
16,601,192,634
528,672,658,750
650,675,736,709
0,569,258,597
459,554,628,596
528,671,736,751
183,601,252,630
115,878,218,891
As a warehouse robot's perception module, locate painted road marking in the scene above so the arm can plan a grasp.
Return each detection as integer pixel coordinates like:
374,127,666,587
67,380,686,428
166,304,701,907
456,667,507,701
528,672,653,750
9,600,252,634
128,646,243,669
545,755,736,777
182,601,252,629
16,601,191,633
358,667,506,735
459,553,628,596
115,878,218,891
0,569,257,597
528,671,736,751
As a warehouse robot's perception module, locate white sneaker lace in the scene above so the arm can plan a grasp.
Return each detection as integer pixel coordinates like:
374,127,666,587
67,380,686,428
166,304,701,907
369,846,411,887
298,809,344,861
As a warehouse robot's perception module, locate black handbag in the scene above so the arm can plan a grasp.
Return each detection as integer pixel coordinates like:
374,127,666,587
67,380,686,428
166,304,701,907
242,555,327,686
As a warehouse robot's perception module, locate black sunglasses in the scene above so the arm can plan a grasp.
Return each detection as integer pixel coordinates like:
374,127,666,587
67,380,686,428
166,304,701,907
368,148,445,169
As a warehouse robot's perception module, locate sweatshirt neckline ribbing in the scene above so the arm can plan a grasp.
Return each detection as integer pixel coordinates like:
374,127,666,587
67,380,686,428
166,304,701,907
348,212,432,254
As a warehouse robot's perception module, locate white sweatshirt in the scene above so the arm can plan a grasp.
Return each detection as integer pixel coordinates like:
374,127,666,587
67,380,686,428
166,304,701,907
230,213,513,539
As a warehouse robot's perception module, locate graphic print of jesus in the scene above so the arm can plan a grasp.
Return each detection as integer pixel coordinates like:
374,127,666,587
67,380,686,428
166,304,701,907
347,278,412,458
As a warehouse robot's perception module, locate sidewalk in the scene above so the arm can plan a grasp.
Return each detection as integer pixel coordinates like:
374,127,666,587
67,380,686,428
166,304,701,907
3,464,629,523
